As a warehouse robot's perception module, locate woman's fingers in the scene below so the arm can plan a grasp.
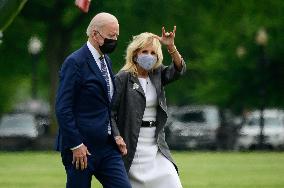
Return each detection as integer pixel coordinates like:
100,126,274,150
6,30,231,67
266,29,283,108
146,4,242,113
161,26,176,38
162,26,166,36
173,26,176,34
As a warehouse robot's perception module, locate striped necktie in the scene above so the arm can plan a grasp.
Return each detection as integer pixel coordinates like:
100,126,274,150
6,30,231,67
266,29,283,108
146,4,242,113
99,56,111,101
99,56,112,135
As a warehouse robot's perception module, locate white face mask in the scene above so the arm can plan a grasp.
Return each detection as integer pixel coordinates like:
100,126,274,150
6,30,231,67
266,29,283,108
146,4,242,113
135,54,157,71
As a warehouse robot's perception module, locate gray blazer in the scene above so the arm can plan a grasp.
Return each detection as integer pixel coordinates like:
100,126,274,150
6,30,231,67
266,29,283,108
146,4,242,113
111,61,186,172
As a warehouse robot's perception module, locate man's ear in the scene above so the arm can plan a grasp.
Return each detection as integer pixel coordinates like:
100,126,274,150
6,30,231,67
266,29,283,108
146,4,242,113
92,31,99,42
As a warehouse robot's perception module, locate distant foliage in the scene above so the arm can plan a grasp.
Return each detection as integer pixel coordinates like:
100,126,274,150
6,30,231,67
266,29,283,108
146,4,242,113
0,0,283,114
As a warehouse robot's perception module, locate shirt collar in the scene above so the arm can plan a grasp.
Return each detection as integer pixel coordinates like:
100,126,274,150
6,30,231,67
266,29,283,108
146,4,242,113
87,41,103,62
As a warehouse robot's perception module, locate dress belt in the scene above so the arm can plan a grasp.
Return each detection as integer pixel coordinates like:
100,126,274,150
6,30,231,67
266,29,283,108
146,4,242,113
141,121,156,127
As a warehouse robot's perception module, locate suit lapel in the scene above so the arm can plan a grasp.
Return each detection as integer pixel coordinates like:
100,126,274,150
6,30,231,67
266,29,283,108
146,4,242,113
129,74,145,98
84,45,109,102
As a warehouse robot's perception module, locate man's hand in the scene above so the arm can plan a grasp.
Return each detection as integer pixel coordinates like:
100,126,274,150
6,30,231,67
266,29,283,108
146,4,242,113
72,144,91,170
115,136,127,156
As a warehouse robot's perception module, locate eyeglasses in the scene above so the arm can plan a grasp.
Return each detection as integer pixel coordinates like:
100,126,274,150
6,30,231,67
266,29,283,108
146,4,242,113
95,30,118,40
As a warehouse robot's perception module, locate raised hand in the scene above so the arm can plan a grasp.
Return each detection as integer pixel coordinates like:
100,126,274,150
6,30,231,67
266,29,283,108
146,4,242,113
154,26,176,46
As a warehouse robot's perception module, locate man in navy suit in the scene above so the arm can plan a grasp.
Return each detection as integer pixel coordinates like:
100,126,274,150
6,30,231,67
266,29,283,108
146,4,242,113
55,12,131,188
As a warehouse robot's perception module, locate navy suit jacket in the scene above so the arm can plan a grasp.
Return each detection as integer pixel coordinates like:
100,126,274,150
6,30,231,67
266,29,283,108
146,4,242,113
55,43,117,152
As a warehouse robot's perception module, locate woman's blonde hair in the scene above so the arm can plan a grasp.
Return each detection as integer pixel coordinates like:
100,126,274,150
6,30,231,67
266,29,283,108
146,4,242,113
121,32,163,75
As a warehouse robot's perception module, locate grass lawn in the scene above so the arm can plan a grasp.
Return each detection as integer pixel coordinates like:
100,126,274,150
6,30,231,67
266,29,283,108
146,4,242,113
0,151,283,188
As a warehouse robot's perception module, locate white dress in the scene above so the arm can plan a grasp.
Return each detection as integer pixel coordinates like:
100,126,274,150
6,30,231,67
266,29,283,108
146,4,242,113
128,77,183,188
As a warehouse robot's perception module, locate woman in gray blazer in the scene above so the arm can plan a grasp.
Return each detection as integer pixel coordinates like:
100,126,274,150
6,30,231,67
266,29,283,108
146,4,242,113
111,26,186,188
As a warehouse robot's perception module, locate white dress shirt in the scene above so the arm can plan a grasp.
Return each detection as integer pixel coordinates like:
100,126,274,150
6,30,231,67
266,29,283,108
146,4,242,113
87,41,114,98
138,77,157,121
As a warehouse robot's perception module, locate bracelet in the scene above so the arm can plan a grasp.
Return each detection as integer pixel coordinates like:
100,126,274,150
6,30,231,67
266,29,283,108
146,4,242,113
168,46,177,55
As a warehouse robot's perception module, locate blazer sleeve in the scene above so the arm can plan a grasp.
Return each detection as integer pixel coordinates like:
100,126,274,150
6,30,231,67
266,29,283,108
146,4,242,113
55,57,83,150
161,58,187,86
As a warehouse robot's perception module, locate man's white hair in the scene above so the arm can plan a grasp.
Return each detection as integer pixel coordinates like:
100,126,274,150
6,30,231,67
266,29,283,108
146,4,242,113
86,12,118,36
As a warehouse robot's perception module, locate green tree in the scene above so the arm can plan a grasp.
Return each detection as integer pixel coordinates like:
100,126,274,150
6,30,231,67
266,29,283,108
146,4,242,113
0,0,283,134
0,0,27,31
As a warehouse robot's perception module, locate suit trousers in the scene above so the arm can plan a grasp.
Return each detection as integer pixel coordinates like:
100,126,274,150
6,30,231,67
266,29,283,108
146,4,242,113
62,137,131,188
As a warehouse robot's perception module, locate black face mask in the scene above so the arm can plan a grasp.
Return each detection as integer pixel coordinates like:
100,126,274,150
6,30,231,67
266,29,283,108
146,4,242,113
99,38,117,54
